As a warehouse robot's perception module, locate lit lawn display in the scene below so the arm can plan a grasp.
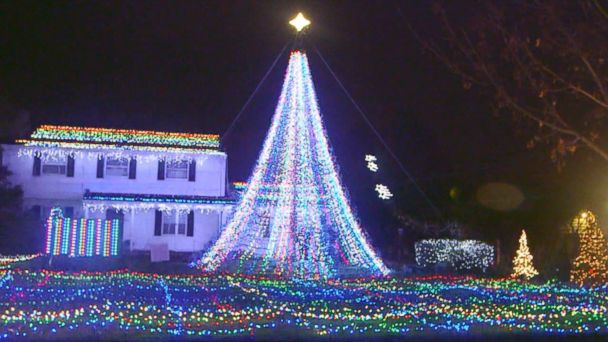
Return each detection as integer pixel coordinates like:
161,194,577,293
3,12,607,340
0,268,607,339
45,209,121,257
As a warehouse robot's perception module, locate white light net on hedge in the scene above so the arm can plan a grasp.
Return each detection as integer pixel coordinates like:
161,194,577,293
415,239,494,271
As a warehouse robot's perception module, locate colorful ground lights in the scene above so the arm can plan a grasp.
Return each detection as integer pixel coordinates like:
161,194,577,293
0,263,606,339
0,255,40,270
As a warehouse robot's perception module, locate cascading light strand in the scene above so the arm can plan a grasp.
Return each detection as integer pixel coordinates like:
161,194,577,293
195,50,388,279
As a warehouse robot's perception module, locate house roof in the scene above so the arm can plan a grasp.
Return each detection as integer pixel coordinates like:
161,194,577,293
16,125,221,153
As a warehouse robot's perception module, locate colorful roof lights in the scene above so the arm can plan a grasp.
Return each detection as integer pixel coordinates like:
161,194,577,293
17,125,224,162
27,125,220,149
82,192,236,214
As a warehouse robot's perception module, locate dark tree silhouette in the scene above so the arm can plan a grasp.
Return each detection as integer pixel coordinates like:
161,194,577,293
413,0,608,169
0,97,33,253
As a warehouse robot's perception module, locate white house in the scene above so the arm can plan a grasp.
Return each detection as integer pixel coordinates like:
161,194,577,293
0,125,238,253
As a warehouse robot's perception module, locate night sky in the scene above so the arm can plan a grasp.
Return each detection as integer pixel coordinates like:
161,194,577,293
2,1,608,255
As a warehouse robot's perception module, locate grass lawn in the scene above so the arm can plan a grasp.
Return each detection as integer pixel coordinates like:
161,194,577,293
0,255,606,340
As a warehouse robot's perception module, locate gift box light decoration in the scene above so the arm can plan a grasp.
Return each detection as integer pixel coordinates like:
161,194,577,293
195,50,388,279
17,125,223,163
415,239,494,271
45,208,121,257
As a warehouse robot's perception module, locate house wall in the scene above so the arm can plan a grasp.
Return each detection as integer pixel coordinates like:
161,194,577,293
1,144,227,201
114,210,222,252
1,143,230,252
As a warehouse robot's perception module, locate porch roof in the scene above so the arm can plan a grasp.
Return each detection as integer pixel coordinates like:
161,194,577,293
83,192,237,205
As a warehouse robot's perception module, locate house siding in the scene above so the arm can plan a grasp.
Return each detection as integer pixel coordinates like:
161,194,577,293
1,143,232,253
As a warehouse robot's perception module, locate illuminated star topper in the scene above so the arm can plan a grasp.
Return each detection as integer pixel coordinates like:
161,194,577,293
289,12,311,32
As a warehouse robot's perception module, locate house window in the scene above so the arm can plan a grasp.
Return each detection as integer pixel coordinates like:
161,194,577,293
38,206,73,219
166,160,189,179
105,157,129,177
162,212,186,235
42,157,67,175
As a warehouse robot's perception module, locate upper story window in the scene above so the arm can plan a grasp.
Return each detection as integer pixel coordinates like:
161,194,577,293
105,157,129,177
34,155,74,177
166,160,189,179
42,157,67,175
157,159,195,181
162,212,186,235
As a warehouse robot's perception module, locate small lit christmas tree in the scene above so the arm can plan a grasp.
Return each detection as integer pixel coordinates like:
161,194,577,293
570,210,608,287
511,230,539,280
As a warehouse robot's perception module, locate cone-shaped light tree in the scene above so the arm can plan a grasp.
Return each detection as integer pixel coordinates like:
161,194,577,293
195,49,388,279
570,210,608,287
511,230,539,280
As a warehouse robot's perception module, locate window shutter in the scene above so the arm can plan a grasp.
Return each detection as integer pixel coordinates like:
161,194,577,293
188,160,196,182
157,160,165,180
129,158,137,179
33,156,41,176
187,211,194,237
31,205,41,221
154,210,162,236
96,156,104,178
67,155,75,177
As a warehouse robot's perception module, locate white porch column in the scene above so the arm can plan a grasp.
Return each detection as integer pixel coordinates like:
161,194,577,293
130,209,135,251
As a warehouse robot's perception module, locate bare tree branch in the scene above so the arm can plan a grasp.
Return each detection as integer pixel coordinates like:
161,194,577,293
410,0,608,166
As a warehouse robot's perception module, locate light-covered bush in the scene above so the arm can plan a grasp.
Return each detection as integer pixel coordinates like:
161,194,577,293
415,239,494,271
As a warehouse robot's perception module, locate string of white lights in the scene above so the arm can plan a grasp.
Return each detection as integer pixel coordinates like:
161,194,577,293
415,239,494,271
